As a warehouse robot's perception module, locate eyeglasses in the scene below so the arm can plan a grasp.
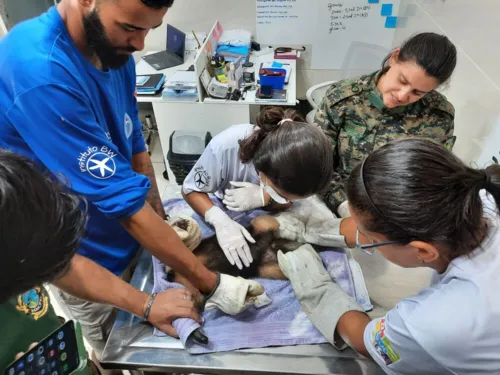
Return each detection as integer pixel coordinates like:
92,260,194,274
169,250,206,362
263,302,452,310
355,229,402,255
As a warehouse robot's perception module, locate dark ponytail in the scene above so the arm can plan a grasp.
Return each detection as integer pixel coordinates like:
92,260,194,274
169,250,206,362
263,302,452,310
346,139,500,260
239,107,304,162
239,106,333,197
483,164,500,212
382,32,457,84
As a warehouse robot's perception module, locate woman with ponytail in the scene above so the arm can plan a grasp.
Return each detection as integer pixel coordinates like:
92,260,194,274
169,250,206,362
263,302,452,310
182,107,333,270
276,138,500,373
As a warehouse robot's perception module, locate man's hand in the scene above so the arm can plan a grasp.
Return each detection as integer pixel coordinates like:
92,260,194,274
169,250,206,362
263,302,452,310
148,289,201,338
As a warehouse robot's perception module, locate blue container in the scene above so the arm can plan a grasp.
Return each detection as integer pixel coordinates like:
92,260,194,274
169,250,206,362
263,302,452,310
259,68,286,90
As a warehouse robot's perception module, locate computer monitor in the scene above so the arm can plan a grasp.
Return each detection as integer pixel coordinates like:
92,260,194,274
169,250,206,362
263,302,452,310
166,24,186,59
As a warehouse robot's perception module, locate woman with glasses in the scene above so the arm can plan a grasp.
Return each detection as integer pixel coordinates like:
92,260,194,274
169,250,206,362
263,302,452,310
276,138,500,374
182,106,333,270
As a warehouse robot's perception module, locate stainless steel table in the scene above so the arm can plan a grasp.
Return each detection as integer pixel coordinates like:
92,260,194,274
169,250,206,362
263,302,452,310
101,251,384,375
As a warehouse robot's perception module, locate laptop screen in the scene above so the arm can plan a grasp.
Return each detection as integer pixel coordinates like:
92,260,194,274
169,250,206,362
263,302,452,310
166,24,186,59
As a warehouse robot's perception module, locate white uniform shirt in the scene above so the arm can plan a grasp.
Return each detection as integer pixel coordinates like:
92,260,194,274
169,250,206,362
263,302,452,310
183,124,259,199
364,192,500,374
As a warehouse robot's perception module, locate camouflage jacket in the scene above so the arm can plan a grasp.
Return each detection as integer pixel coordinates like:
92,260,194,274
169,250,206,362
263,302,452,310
314,70,456,214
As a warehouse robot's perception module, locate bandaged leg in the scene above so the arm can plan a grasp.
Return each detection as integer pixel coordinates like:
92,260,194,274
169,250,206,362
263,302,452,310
275,196,347,248
167,215,202,251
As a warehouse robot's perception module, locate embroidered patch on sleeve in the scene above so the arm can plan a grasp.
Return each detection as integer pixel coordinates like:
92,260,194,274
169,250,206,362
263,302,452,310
372,318,401,365
16,286,49,320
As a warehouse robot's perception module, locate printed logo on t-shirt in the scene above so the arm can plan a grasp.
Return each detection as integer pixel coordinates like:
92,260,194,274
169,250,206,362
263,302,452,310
194,166,211,189
78,145,117,179
372,318,400,366
16,287,49,321
124,113,133,139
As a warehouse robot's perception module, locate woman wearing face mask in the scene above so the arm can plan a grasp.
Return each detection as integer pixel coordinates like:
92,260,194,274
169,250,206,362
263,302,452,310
315,32,457,217
276,138,500,374
182,107,333,270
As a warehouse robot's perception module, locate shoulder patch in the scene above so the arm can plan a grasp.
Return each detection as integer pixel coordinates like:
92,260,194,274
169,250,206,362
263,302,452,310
323,72,377,107
16,286,50,320
372,318,401,366
421,91,455,117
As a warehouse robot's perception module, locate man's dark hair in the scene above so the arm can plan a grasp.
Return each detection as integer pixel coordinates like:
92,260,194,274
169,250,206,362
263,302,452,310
0,151,87,303
141,0,175,9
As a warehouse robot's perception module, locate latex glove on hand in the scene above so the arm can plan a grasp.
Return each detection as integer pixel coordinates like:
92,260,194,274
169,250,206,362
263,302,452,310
278,244,364,349
167,215,202,251
275,212,347,248
223,181,266,212
205,206,255,269
205,273,271,314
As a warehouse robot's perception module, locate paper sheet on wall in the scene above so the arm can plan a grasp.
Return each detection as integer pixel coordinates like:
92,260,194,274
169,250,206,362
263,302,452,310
256,0,318,45
312,0,400,70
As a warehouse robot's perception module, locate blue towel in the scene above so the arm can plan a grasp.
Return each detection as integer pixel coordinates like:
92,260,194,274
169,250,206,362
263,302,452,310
153,196,372,354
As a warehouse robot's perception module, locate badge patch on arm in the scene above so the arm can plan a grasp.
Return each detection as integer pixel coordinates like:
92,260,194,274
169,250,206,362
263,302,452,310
78,145,118,179
372,318,401,365
124,113,133,139
16,287,49,320
193,167,211,189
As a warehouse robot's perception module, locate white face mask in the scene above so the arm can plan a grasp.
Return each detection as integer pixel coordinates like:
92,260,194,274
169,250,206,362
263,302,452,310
260,177,290,204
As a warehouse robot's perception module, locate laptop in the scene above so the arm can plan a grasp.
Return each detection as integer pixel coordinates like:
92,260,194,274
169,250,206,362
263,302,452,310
142,24,186,70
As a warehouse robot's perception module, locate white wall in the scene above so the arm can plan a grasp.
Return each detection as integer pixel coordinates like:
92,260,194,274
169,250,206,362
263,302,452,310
0,14,7,37
394,0,500,164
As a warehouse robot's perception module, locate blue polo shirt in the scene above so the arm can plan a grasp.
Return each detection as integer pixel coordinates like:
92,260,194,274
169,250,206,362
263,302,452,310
0,7,151,275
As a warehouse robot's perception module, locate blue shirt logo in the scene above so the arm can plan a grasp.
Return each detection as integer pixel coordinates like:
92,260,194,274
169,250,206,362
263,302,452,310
86,152,117,179
124,113,133,139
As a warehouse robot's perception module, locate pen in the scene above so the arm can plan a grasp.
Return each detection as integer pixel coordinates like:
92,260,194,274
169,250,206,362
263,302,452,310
192,30,201,49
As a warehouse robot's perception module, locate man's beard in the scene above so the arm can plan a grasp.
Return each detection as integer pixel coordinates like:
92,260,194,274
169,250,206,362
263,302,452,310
82,10,136,70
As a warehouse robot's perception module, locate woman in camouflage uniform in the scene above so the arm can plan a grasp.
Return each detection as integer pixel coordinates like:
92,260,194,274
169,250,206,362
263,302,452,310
315,32,457,217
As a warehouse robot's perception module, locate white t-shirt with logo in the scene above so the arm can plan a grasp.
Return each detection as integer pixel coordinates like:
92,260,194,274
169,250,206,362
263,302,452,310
364,192,500,374
183,124,259,199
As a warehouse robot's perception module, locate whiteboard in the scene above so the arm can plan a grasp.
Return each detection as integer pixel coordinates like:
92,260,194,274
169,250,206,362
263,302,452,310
256,0,318,45
312,0,400,69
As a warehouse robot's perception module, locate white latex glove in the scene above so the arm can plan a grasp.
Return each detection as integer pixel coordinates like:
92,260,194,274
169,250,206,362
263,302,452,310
222,181,265,212
278,244,364,349
275,213,347,248
205,273,271,315
205,206,255,269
